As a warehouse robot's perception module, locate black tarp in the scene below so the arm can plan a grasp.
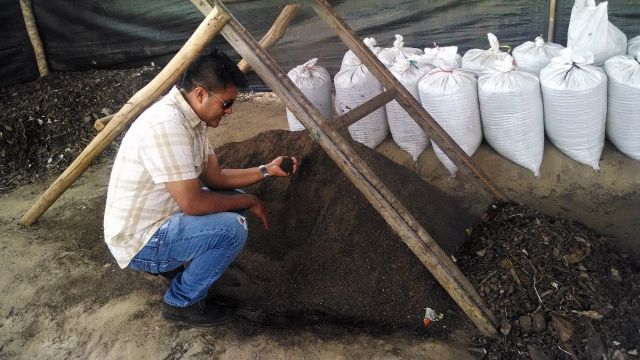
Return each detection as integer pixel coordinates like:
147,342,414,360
0,1,40,86
1,0,639,88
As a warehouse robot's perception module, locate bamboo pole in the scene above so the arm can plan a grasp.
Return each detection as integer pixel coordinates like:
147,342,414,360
95,3,299,132
19,0,49,77
20,5,231,225
548,0,557,43
216,2,498,337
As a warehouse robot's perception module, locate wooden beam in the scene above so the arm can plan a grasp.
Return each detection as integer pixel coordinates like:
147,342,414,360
216,2,498,337
96,2,299,133
19,0,49,77
93,114,115,131
312,0,507,201
20,5,231,225
332,89,396,129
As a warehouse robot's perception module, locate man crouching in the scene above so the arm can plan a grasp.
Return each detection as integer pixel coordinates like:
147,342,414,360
103,50,297,327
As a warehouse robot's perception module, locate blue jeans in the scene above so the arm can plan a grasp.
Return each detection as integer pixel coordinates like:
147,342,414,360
128,211,248,307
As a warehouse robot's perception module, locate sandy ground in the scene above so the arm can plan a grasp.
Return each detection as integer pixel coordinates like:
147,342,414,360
1,92,638,358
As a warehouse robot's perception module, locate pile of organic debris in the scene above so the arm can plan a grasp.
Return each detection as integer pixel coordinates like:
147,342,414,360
0,65,160,192
457,202,640,359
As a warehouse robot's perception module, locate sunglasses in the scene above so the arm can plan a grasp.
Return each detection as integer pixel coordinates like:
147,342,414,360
196,85,235,110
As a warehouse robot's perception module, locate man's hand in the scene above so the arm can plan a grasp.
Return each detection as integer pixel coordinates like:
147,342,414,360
266,156,299,176
248,195,269,230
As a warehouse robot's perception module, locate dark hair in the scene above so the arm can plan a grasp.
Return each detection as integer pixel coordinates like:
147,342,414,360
180,49,248,91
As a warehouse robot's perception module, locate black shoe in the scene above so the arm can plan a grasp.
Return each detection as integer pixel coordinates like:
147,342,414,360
162,300,233,327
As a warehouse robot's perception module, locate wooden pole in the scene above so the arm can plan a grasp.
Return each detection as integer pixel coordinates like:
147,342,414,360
548,0,557,43
19,0,49,77
93,114,115,131
95,3,300,132
215,2,498,337
20,5,231,225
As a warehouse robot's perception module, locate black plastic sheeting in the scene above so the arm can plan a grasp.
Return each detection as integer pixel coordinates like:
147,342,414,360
0,1,40,86
1,0,639,89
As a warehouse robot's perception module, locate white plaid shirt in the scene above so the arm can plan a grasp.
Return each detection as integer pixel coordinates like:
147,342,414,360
104,86,213,268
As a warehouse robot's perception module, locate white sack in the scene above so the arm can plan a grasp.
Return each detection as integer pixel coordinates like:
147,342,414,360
335,39,389,148
604,55,640,160
418,48,482,176
512,36,564,74
386,60,432,161
540,48,607,170
286,58,333,131
629,36,640,57
377,34,423,68
341,37,381,69
462,33,507,74
422,45,462,69
567,0,627,66
478,54,545,176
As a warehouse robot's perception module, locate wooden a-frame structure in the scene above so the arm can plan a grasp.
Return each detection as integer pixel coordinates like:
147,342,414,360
20,0,508,337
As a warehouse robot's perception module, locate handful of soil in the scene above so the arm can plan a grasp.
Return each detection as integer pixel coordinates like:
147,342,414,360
279,156,295,174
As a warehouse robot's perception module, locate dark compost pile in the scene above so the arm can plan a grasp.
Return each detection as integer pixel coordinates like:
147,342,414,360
0,65,160,192
214,130,477,333
458,203,640,359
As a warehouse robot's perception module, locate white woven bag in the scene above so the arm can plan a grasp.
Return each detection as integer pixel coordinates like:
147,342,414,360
286,58,333,131
540,48,607,170
462,33,507,74
335,38,389,148
341,37,381,69
512,36,564,74
418,47,482,176
567,0,626,66
629,36,640,57
478,54,545,176
604,54,640,160
386,60,432,161
377,34,423,68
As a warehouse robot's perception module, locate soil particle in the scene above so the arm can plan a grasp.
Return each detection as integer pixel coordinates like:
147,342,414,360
279,156,295,175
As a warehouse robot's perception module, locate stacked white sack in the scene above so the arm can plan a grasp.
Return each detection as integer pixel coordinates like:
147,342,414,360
422,45,463,69
567,0,626,66
512,36,564,74
286,58,333,131
335,38,389,148
462,33,507,74
386,60,432,161
377,34,423,68
604,54,640,160
478,54,545,176
418,47,482,176
629,36,640,57
540,48,607,170
341,37,382,69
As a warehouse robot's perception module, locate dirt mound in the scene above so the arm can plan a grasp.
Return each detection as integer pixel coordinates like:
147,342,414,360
213,130,479,332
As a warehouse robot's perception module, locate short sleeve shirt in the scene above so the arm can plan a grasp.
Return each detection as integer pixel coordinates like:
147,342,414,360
104,86,213,268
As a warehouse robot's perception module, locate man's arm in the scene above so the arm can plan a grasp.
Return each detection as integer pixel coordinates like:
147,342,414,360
165,178,269,229
200,153,297,190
